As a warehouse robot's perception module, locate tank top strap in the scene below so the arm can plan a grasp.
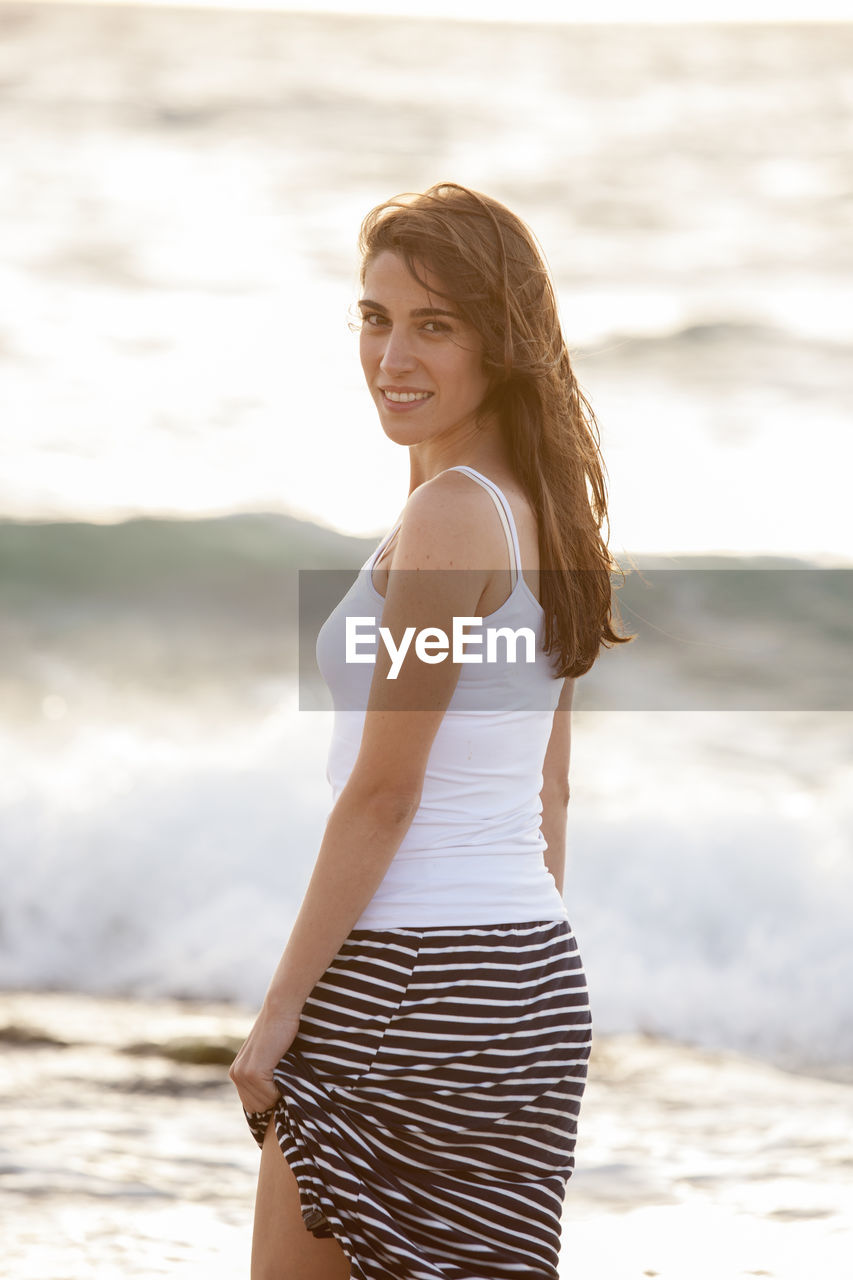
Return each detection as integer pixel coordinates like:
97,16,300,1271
444,465,521,588
368,516,403,570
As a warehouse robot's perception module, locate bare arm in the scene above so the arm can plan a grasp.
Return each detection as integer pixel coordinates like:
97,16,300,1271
230,475,496,1113
540,677,574,897
229,768,434,1115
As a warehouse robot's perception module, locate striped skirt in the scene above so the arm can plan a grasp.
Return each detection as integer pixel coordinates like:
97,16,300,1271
244,918,591,1280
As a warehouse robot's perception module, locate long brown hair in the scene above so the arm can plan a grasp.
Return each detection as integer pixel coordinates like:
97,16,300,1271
358,181,633,678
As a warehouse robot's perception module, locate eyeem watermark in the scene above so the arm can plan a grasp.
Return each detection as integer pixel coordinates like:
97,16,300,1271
299,566,853,711
347,615,536,679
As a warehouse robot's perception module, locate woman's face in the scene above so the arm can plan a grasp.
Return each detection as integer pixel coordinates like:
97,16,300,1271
358,251,491,447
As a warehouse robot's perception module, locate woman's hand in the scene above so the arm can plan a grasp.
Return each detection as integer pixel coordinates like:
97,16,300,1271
228,1004,302,1115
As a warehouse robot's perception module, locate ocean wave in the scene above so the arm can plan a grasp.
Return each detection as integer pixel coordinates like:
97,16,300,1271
0,704,849,1073
577,319,853,375
2,515,850,710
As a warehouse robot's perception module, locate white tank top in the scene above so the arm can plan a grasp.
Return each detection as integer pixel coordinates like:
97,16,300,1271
315,465,569,928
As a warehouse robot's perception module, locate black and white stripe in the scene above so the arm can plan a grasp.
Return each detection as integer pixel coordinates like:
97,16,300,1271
245,918,591,1280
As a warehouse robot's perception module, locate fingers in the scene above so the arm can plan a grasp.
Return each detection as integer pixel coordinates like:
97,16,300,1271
229,1061,281,1115
239,1084,281,1115
229,1008,301,1116
233,1079,280,1115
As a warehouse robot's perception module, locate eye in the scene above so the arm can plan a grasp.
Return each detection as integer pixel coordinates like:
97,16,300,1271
360,311,389,328
422,319,451,334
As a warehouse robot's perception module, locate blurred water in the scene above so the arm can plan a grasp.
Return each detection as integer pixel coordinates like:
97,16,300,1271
1,4,851,1074
4,691,852,1068
4,991,852,1278
0,4,851,554
1,514,852,1069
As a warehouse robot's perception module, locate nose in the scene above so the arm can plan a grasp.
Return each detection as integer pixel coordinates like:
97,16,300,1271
378,326,417,378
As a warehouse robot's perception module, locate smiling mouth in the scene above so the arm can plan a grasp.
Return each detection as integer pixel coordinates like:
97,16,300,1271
381,389,433,404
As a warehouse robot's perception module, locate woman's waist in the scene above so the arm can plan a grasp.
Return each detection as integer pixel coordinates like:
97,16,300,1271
353,850,568,929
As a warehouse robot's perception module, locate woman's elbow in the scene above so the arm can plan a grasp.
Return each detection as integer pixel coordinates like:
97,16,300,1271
541,778,571,808
373,788,421,827
345,777,422,826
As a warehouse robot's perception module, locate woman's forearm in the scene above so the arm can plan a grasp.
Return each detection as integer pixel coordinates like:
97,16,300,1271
259,783,419,1017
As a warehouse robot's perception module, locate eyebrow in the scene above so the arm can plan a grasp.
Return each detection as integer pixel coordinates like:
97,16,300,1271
358,298,461,319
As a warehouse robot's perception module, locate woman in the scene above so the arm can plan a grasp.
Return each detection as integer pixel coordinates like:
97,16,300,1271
230,182,630,1280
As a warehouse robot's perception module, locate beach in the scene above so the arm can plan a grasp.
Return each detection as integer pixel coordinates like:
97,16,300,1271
2,3,852,1275
3,991,852,1279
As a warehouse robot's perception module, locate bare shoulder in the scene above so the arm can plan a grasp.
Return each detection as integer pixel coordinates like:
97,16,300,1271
392,469,503,571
